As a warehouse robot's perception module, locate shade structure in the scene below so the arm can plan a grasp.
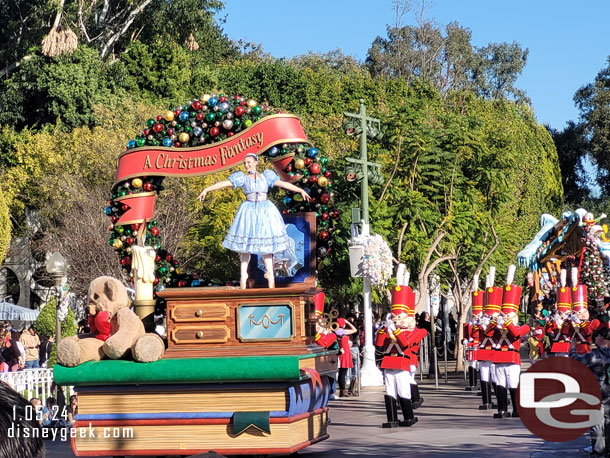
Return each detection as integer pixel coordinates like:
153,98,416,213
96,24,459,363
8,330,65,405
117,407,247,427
0,302,40,321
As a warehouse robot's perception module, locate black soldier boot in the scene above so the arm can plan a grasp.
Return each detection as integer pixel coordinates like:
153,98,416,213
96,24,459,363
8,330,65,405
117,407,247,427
382,395,400,428
493,385,510,418
479,381,492,410
398,397,418,427
509,388,519,417
411,384,424,409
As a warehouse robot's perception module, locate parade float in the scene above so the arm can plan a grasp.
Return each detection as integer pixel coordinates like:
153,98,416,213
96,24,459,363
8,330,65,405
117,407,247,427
517,208,610,312
53,94,342,456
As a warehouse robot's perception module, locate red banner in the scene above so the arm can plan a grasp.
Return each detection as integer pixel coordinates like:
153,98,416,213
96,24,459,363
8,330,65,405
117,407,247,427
114,114,307,187
114,192,156,226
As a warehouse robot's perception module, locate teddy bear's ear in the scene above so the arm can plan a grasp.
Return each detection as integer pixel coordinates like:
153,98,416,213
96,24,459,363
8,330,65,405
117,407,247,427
103,279,119,302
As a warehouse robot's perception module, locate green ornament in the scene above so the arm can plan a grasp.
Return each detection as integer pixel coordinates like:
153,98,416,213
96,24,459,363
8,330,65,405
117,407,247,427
108,238,115,246
320,157,328,165
115,226,124,234
159,266,168,275
146,119,155,128
205,112,216,122
252,106,262,115
136,137,146,147
244,120,253,127
234,119,241,127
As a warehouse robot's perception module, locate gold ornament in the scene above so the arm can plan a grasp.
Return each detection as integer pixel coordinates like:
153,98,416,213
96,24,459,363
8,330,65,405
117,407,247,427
317,176,329,187
131,178,143,188
202,94,211,102
294,158,305,170
113,239,123,249
163,110,175,122
179,132,190,143
247,99,257,108
176,267,185,275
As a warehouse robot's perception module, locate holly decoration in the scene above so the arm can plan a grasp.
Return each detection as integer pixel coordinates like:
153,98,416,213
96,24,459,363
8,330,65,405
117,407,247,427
108,94,339,293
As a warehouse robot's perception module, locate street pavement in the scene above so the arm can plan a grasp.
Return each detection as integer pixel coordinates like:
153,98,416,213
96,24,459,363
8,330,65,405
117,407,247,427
44,375,592,458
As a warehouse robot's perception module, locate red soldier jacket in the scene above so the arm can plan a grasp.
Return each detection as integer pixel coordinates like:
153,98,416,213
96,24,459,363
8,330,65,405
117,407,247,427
478,319,499,361
403,328,428,367
572,319,600,354
546,319,574,353
463,321,482,361
492,321,530,365
375,326,427,371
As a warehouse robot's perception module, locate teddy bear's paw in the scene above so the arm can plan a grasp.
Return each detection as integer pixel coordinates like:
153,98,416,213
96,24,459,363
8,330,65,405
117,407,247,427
57,339,82,367
133,333,165,363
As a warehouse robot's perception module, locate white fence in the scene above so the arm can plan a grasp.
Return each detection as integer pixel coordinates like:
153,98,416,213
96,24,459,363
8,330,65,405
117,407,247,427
0,368,73,404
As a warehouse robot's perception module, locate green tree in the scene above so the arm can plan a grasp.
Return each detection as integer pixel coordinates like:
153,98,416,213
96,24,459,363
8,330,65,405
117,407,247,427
0,187,10,265
33,298,77,339
574,56,610,193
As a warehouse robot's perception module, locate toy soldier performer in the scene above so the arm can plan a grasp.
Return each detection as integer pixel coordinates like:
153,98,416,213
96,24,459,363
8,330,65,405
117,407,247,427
546,270,573,357
492,265,530,418
375,284,423,428
463,275,484,392
570,282,599,354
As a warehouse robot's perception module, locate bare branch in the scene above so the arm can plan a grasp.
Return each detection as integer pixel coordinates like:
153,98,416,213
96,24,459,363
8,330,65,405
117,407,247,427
379,135,402,202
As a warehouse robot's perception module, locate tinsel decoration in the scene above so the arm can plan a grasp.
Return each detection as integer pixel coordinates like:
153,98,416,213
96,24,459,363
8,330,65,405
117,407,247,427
108,94,339,295
359,234,393,286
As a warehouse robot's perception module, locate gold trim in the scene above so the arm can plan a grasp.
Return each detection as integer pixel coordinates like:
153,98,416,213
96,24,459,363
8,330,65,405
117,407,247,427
236,302,296,343
114,191,156,202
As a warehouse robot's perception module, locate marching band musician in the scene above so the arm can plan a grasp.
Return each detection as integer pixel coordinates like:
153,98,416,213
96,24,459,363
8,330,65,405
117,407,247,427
546,269,573,357
312,292,337,350
477,268,501,411
375,283,425,428
463,275,484,392
492,265,530,418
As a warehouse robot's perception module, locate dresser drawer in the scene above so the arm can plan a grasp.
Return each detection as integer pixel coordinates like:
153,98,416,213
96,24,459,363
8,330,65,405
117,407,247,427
169,303,229,322
170,325,230,345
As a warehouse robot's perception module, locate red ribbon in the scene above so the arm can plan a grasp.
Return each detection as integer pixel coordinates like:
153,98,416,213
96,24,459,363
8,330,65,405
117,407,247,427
300,368,322,392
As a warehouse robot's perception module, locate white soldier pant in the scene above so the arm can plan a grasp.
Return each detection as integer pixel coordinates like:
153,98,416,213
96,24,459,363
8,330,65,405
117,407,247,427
468,359,478,369
479,360,493,382
384,369,412,399
494,362,520,389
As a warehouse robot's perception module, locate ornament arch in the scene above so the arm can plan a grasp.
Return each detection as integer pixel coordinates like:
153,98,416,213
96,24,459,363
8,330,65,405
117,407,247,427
106,93,340,294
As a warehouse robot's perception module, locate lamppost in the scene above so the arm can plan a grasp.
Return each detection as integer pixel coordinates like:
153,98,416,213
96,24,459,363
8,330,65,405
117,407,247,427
343,99,384,387
46,252,67,347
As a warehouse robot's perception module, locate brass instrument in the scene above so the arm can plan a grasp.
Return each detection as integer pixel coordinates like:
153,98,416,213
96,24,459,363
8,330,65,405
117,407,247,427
318,308,340,331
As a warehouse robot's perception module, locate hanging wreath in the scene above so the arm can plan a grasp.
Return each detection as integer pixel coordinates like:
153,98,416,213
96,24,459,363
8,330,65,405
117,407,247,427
106,94,340,292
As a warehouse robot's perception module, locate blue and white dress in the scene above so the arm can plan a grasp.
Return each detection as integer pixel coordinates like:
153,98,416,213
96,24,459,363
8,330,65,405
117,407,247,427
222,170,290,255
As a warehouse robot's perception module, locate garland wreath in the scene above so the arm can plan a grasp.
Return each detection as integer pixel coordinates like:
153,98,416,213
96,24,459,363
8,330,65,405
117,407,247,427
106,94,340,293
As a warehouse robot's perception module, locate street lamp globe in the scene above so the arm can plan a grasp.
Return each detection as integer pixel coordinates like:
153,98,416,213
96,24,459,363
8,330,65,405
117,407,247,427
46,252,67,282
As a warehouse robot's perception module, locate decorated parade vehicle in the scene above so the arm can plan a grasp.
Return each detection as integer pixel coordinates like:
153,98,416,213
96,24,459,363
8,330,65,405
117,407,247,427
53,94,342,456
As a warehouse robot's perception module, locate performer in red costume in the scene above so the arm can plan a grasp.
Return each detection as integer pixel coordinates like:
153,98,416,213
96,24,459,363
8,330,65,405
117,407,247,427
570,283,600,354
463,278,484,392
546,271,573,357
375,284,426,428
492,266,530,418
478,279,502,411
312,292,337,350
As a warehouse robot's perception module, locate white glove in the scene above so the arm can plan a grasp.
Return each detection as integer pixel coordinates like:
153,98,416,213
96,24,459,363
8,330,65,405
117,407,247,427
462,339,468,345
572,316,581,325
388,321,397,333
534,329,543,336
496,316,505,326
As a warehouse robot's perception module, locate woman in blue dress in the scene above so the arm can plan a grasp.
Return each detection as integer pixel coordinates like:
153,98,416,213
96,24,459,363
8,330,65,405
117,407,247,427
197,153,311,288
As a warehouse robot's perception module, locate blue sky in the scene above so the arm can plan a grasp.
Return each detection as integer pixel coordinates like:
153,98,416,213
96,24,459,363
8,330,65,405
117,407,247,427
218,0,610,131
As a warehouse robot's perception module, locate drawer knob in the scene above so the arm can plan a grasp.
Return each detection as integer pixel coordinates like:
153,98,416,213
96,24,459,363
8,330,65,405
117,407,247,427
194,309,203,317
196,331,204,339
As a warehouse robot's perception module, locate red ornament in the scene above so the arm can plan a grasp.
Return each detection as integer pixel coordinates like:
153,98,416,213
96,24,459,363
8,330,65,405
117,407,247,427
131,223,140,231
192,100,202,111
143,182,153,191
143,129,150,136
153,278,159,285
155,255,161,262
121,204,129,211
219,96,228,102
320,193,330,204
166,254,173,262
309,163,321,174
324,170,332,178
304,158,312,166
210,127,220,137
151,227,160,236
156,115,162,122
174,108,182,116
174,142,181,147
111,216,118,223
228,132,234,137
318,230,329,241
240,101,246,106
178,280,188,287
126,237,135,245
321,212,329,220
309,175,318,183
235,106,245,116
121,257,131,266
167,128,174,135
152,123,163,133
285,165,293,172
196,112,204,121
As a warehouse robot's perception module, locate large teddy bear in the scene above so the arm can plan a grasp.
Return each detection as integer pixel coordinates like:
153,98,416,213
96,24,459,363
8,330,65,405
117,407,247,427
57,276,165,367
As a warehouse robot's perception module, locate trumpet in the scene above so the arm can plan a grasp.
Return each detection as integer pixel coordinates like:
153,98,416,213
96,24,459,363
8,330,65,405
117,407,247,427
318,307,340,331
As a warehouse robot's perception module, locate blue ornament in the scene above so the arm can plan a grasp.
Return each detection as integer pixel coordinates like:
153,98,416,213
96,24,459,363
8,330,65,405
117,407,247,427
156,285,165,293
127,140,137,149
104,206,112,215
268,146,279,157
219,102,230,112
208,97,218,107
307,147,319,158
191,280,201,287
283,196,292,205
193,127,203,137
179,111,189,123
162,137,173,147
303,187,311,195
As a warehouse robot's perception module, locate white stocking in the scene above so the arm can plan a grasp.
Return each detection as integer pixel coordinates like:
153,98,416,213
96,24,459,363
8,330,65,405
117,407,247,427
239,252,250,289
262,254,275,288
